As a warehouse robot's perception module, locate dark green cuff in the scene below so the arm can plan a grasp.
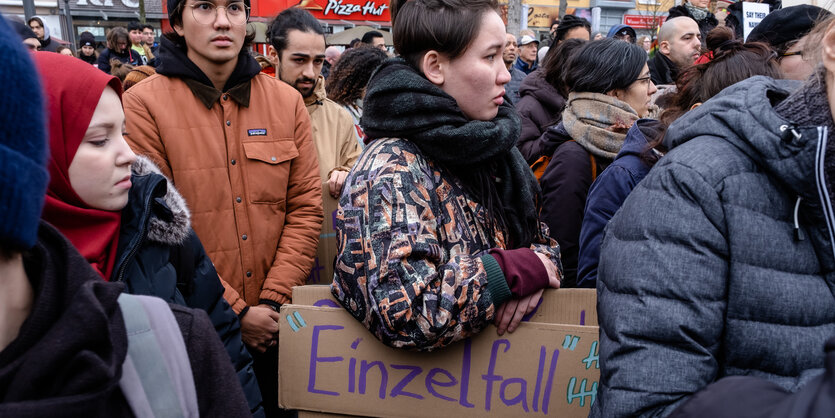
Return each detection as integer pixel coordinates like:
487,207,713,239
481,254,511,307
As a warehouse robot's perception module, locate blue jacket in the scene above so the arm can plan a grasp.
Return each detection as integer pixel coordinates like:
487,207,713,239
112,157,264,417
576,119,662,288
513,56,536,75
592,76,835,417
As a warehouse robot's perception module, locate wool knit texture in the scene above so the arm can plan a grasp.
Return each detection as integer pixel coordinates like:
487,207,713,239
360,58,541,248
0,16,48,248
562,91,639,160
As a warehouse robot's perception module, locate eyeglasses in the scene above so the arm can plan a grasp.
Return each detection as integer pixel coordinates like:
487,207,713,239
779,50,803,59
187,1,249,25
635,75,652,87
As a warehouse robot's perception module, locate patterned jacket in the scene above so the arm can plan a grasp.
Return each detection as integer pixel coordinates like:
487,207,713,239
331,138,560,351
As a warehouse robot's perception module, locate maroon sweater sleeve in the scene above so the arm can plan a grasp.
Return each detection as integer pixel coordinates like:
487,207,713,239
487,248,550,298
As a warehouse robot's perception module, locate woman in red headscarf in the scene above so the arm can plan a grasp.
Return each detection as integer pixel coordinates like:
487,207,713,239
35,51,264,416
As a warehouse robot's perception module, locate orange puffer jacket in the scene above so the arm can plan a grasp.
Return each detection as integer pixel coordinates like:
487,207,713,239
123,72,323,313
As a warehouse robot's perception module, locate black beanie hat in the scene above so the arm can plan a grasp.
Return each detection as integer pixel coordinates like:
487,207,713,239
9,19,37,41
554,15,591,43
79,31,95,48
167,0,251,21
748,5,832,50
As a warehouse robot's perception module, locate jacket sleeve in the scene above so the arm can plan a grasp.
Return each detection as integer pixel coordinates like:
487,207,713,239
259,97,324,305
576,165,637,288
326,108,362,178
123,89,173,179
590,160,729,418
516,98,545,164
181,230,264,417
330,154,512,351
669,336,835,418
97,52,112,75
172,305,252,418
538,141,594,287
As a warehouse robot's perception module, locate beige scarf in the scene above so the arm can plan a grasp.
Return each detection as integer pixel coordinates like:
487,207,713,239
562,92,639,161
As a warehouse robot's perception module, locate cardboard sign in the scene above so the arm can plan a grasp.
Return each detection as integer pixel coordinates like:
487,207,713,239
743,2,770,41
307,194,340,285
291,285,598,327
279,296,600,417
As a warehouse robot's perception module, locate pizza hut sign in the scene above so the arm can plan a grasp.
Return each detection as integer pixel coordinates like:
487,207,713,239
297,0,391,21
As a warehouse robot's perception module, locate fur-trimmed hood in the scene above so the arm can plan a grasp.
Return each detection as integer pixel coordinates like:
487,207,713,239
131,155,191,246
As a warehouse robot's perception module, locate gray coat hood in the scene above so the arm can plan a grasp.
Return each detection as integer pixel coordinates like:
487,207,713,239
663,76,821,199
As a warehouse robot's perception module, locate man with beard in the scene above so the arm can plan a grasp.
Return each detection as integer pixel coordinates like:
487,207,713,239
503,32,526,104
267,7,361,200
649,16,702,86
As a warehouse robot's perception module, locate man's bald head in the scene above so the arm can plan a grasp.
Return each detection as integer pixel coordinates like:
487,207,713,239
658,16,702,68
658,16,698,43
325,46,341,65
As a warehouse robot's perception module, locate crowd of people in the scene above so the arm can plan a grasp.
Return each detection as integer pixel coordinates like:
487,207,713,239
4,0,835,416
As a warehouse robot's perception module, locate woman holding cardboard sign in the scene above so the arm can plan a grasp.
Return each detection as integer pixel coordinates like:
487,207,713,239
330,0,562,351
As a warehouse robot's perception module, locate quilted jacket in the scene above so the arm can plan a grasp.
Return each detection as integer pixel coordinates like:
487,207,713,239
592,76,835,416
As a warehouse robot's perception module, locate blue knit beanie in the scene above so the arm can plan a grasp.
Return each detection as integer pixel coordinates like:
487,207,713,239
0,15,48,249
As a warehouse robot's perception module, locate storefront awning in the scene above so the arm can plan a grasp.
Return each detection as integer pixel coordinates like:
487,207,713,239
326,25,391,45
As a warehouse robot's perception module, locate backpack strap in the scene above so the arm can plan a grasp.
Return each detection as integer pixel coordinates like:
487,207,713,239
118,293,199,418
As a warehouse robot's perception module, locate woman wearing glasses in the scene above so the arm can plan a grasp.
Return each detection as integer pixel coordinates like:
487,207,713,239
537,38,656,288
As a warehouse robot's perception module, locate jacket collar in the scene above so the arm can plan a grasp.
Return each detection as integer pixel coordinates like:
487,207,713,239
650,53,678,85
156,35,260,108
303,75,327,111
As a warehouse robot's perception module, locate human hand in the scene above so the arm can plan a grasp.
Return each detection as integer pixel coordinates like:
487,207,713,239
536,252,561,289
240,305,280,353
328,170,349,199
494,288,544,336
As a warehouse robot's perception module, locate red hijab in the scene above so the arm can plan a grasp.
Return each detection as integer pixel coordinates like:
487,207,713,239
36,52,125,280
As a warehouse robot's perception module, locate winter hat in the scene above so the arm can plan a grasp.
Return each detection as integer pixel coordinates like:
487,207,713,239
0,15,48,249
9,19,38,42
167,0,250,21
79,31,96,48
748,5,832,52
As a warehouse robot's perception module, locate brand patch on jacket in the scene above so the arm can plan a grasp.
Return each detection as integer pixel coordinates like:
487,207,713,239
248,129,267,136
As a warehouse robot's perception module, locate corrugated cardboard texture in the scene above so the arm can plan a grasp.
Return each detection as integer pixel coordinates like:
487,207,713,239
306,193,339,285
298,411,364,418
291,285,598,326
279,305,600,417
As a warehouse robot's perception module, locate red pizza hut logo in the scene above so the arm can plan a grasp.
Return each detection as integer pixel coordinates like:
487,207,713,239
320,0,388,16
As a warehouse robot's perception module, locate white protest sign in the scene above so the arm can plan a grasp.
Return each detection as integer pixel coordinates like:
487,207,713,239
743,2,770,41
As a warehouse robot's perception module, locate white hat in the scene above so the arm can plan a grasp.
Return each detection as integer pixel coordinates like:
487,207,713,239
518,35,539,46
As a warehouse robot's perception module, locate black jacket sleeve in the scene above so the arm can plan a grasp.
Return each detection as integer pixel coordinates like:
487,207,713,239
670,336,835,418
181,230,265,417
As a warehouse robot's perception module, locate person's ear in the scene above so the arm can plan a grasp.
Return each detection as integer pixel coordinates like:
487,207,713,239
267,45,279,67
422,50,446,86
659,40,671,56
607,89,623,100
823,23,835,75
173,20,185,37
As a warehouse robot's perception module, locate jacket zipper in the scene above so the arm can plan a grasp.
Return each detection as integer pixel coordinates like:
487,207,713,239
814,126,835,261
115,189,153,282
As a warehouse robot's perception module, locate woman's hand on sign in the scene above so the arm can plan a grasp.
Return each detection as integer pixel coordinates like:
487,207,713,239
494,288,544,336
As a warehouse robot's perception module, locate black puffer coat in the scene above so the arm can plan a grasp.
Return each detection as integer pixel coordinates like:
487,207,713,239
516,69,566,164
112,156,264,417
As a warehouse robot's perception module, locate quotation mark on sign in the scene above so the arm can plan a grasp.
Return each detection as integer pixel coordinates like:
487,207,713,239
287,311,308,332
562,335,580,351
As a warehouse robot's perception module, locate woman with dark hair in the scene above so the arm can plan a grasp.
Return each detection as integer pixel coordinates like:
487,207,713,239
97,27,140,74
667,0,717,44
326,45,388,147
331,0,562,351
552,14,590,47
537,38,655,288
591,15,835,417
516,38,585,163
576,26,780,289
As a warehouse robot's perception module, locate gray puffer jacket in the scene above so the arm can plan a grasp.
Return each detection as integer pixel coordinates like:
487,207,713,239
592,75,835,417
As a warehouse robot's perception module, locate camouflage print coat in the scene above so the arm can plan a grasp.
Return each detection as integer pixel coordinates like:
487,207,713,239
331,138,561,351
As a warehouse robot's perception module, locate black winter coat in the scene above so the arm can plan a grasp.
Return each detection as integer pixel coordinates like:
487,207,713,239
96,47,140,74
112,156,264,417
516,69,566,164
0,222,251,417
538,123,610,287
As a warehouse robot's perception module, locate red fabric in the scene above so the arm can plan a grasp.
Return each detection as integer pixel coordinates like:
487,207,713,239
695,51,713,65
488,247,550,298
36,52,125,280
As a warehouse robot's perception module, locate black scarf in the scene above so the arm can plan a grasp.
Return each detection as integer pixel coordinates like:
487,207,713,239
156,34,261,92
361,58,541,248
